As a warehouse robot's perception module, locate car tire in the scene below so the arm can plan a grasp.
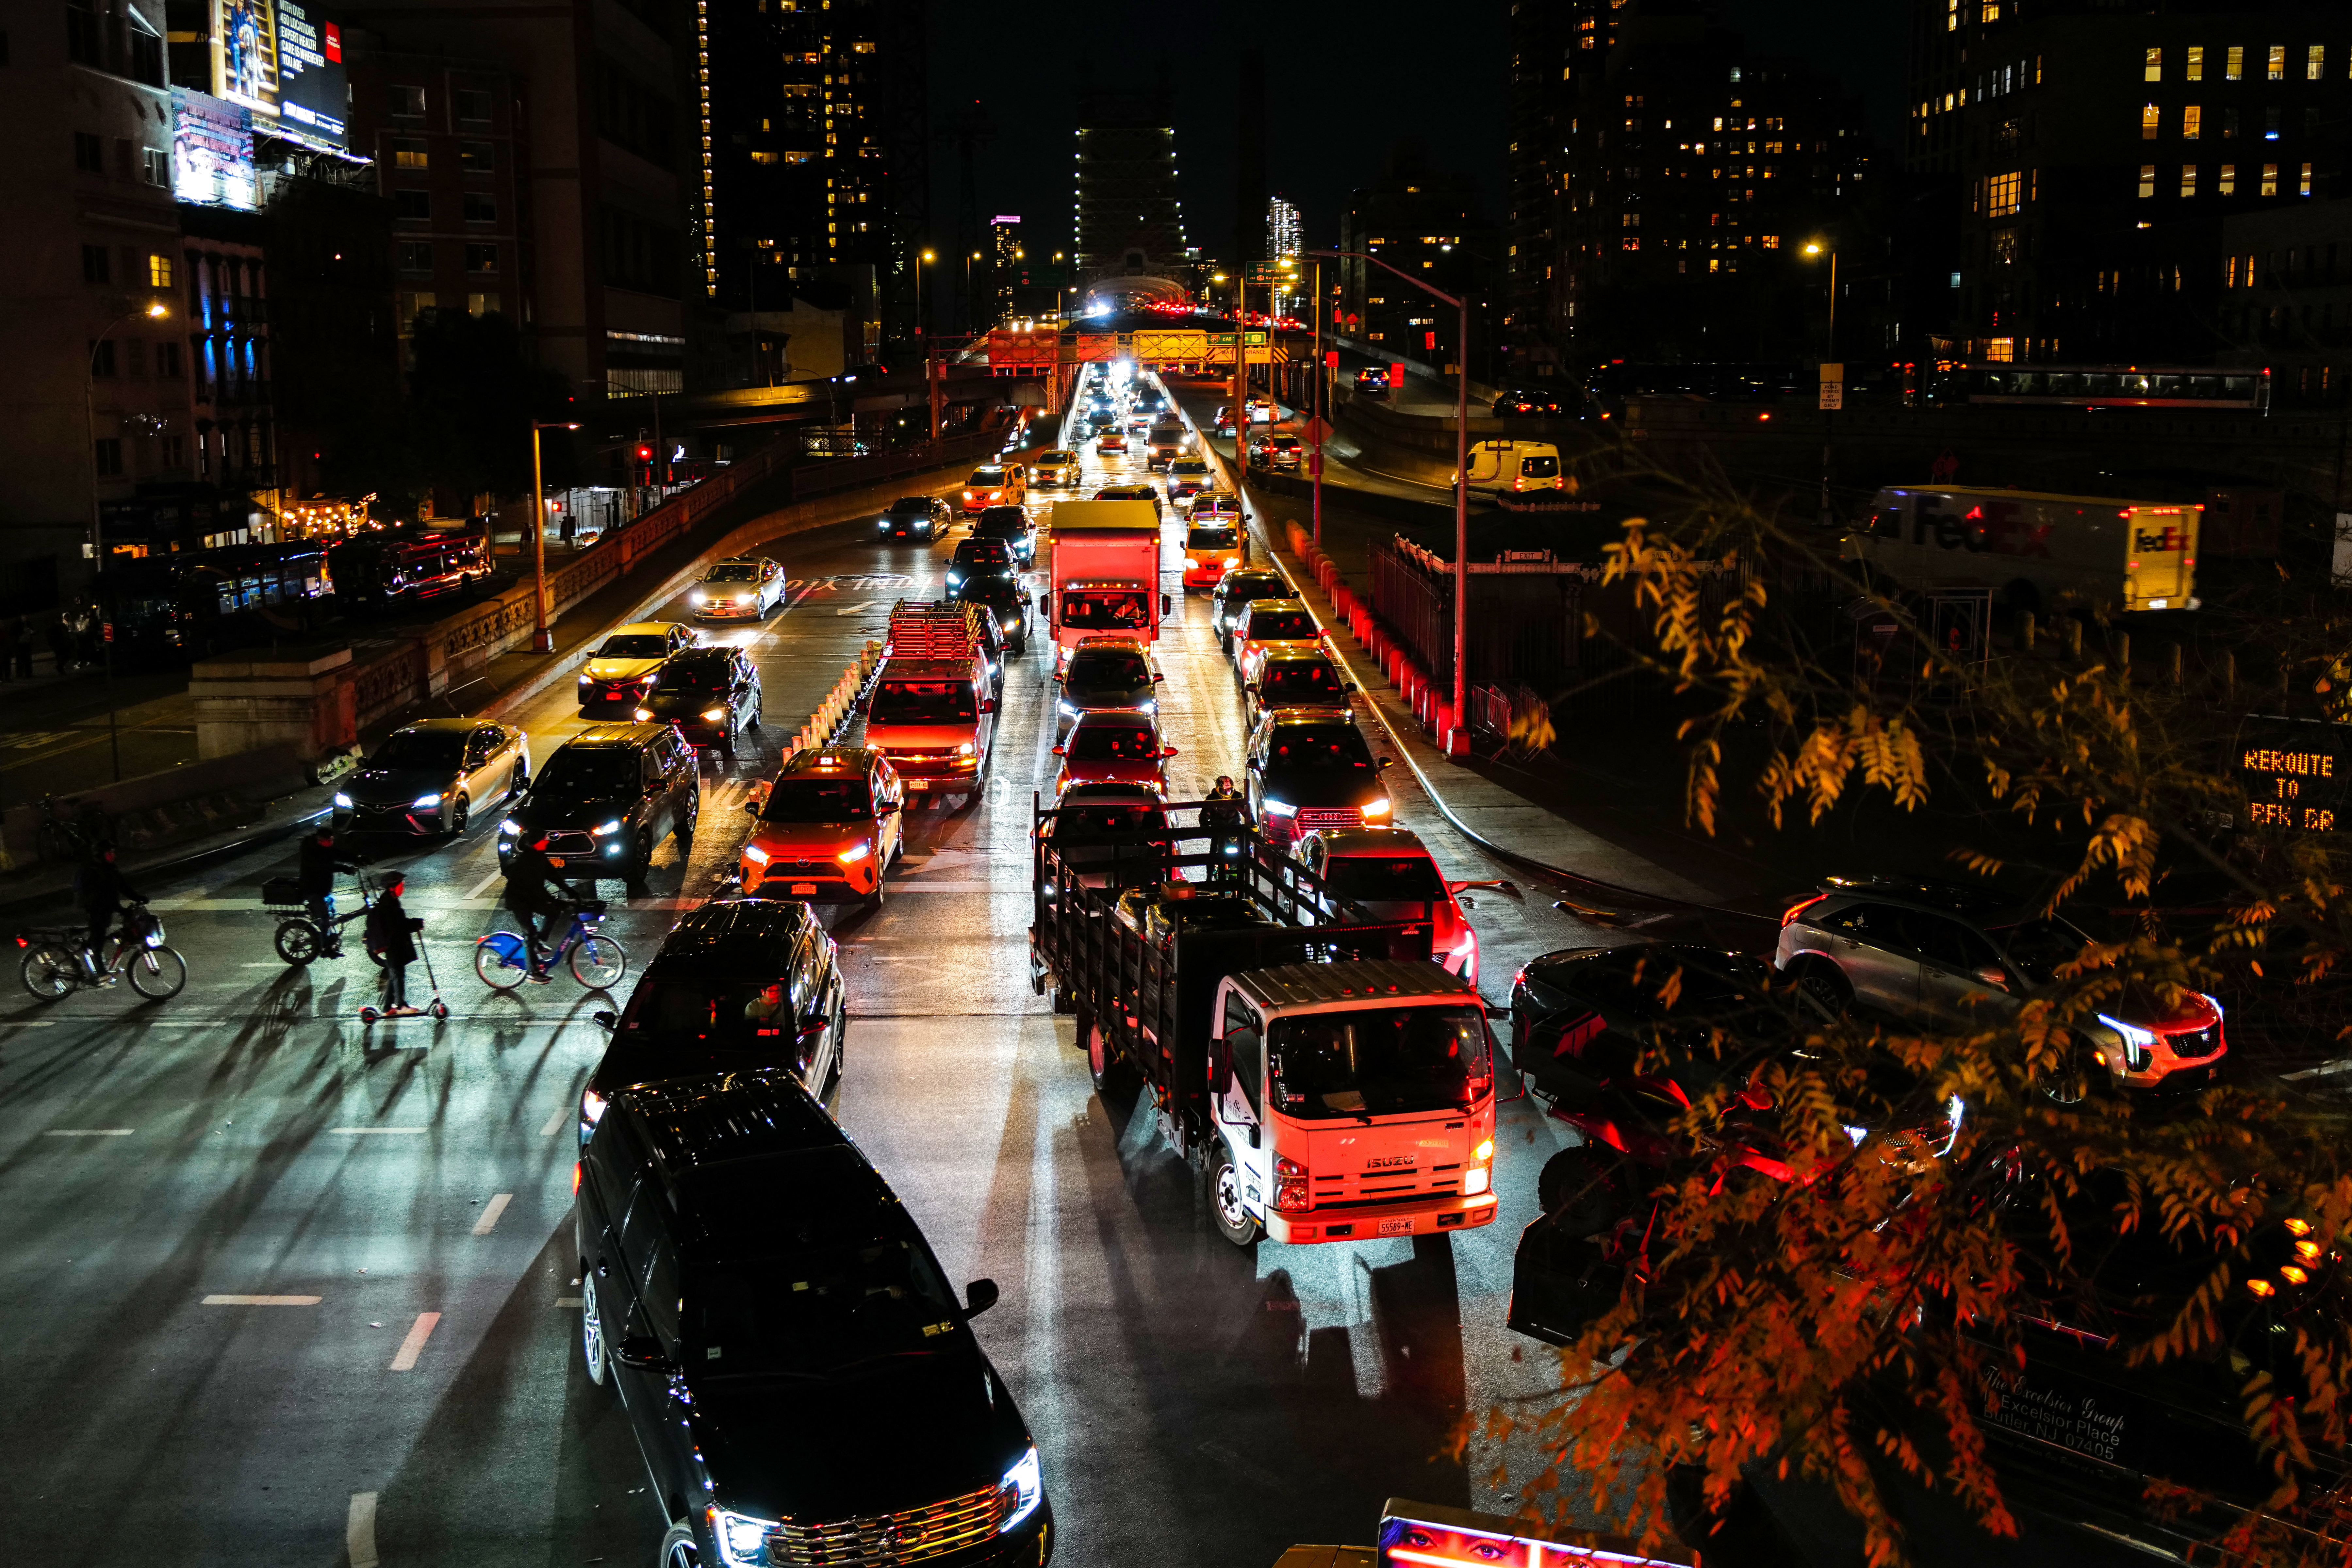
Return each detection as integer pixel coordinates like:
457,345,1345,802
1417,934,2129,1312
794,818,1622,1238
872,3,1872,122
747,702,762,732
1791,958,1851,1016
627,832,652,896
2041,1031,2093,1106
581,1275,611,1388
1208,1143,1262,1247
449,793,469,836
658,1524,703,1568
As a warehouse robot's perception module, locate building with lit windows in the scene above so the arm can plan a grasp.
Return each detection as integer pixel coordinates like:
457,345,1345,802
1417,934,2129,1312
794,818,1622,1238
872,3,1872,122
1336,148,1495,372
991,215,1020,328
1074,98,1186,277
1906,0,2349,375
1267,195,1301,318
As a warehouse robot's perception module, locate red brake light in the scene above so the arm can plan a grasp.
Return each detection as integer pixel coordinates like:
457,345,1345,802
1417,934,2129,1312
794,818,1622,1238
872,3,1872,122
1781,893,1829,928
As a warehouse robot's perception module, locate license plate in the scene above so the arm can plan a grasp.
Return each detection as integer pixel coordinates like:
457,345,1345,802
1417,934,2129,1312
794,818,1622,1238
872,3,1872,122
905,778,927,790
789,883,818,895
1376,1217,1415,1236
547,856,566,868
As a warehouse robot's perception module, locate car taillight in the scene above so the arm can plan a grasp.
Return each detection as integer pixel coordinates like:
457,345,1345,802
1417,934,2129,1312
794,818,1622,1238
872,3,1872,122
572,1162,582,1196
1273,1157,1311,1213
1781,893,1828,928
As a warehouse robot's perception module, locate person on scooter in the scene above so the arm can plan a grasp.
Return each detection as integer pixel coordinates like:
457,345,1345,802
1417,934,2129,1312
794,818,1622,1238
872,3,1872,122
365,874,425,1015
1203,775,1247,886
73,842,143,978
298,825,358,957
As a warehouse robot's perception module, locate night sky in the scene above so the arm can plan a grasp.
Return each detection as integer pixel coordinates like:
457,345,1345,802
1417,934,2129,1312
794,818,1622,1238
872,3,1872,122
920,0,1905,288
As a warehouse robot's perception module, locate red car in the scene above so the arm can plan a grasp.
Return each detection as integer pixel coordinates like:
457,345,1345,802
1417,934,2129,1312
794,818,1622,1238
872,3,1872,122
1051,710,1176,797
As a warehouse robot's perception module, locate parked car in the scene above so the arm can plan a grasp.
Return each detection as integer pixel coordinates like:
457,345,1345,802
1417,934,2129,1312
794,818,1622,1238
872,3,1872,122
633,644,763,760
1211,568,1290,655
1243,710,1393,849
333,717,530,836
953,574,1033,654
946,535,1019,591
1242,647,1354,727
499,722,699,893
574,1071,1050,1568
578,621,695,712
1052,710,1176,798
877,495,952,541
960,464,1026,514
690,556,786,620
1294,826,1478,984
738,745,903,904
1054,635,1161,735
1775,875,2228,1095
972,504,1037,564
582,897,847,1132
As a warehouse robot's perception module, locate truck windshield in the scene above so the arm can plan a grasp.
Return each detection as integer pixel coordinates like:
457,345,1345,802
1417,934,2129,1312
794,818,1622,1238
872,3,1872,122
1322,855,1445,901
869,681,976,724
1268,1005,1489,1119
763,777,873,821
1061,590,1151,630
683,1236,961,1376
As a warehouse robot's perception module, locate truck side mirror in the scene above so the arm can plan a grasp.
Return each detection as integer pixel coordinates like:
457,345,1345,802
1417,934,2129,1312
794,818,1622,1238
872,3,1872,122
1378,757,1395,769
1209,1036,1230,1085
1162,593,1173,616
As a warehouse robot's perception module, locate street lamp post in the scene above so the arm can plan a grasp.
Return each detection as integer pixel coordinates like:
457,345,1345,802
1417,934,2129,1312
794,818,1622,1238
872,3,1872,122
1308,248,1470,756
528,419,581,653
84,298,170,784
1804,239,1839,524
915,249,935,339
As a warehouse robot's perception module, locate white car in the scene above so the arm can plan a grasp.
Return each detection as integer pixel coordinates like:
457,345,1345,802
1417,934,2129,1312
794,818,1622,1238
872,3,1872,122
690,556,786,620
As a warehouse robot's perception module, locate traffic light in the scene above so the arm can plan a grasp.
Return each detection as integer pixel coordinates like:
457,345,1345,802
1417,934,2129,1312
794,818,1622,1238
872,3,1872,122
634,444,653,463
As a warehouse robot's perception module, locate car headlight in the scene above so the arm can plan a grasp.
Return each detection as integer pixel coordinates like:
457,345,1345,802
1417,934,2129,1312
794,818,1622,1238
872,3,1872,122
500,819,522,836
1364,797,1392,816
1263,800,1296,817
702,707,728,722
591,819,625,837
333,792,353,809
411,792,444,809
1057,699,1077,717
1224,557,1242,569
633,708,654,721
957,742,976,756
577,674,592,685
711,1507,776,1566
689,591,704,604
996,1446,1043,1534
1136,699,1157,715
2097,1013,2156,1069
741,844,770,864
580,1088,607,1126
838,842,872,864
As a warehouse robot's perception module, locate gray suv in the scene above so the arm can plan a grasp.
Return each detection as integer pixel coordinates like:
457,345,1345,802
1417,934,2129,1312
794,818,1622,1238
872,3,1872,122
1774,876,2226,1094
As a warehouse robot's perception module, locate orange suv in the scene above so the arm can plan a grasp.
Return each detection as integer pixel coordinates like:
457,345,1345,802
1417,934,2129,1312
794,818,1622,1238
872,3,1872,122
739,747,904,904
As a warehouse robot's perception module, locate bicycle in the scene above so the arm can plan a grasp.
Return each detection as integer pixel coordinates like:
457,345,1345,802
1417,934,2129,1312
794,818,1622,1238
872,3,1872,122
263,873,380,967
17,902,187,1001
474,899,628,991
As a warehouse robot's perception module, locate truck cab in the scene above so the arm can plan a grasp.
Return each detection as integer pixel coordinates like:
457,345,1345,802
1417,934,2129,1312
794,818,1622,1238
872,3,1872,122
864,601,997,800
1046,500,1170,667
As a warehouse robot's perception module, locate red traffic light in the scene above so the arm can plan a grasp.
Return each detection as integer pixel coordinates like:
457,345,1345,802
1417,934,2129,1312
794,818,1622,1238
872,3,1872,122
634,444,653,462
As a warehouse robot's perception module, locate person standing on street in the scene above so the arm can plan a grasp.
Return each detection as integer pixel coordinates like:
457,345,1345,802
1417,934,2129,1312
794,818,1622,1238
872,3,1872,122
298,824,357,957
365,874,424,1015
46,614,74,676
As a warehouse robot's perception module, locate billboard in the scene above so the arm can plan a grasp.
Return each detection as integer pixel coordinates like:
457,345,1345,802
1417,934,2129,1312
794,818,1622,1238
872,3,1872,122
209,0,348,155
171,87,257,211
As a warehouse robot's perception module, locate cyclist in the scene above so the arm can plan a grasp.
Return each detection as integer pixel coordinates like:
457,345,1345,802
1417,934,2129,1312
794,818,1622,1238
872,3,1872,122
297,825,358,957
72,842,144,979
365,874,426,1016
1203,775,1247,885
507,838,575,983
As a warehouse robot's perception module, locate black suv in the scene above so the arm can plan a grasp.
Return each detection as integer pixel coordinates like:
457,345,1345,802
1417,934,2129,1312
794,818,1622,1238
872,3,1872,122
1243,710,1394,850
955,574,1033,654
1211,568,1289,654
878,495,951,541
1055,637,1161,735
583,899,845,1140
946,536,1018,591
971,505,1036,564
576,1071,1052,1568
635,645,763,760
499,722,699,892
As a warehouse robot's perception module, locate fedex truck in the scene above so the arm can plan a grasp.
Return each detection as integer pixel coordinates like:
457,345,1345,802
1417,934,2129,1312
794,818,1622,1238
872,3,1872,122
1045,499,1170,666
1845,486,2201,613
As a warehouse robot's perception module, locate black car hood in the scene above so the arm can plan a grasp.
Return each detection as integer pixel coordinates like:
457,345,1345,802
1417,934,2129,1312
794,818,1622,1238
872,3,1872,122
589,1037,806,1096
695,1351,1030,1521
344,765,452,807
509,792,633,834
1258,768,1383,809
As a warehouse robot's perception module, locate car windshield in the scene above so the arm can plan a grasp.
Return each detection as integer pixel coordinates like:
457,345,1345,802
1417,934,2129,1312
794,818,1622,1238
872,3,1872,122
1061,590,1151,631
967,468,1005,484
763,776,873,821
1069,724,1159,760
683,1234,961,1376
1268,1005,1488,1119
598,634,670,659
1067,648,1152,688
651,661,730,694
869,680,976,724
1261,662,1346,701
704,564,759,583
1172,462,1209,477
1042,451,1075,463
1321,855,1447,901
1246,609,1317,641
1988,918,2091,985
888,496,932,512
1267,725,1372,770
535,748,641,797
1188,526,1239,551
369,729,467,770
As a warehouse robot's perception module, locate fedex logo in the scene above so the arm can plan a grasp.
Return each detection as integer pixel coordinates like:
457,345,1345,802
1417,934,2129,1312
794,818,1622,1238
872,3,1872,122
1910,498,2052,558
2134,525,2187,554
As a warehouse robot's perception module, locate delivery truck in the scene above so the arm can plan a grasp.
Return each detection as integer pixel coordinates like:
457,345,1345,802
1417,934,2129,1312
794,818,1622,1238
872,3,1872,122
1044,499,1171,667
1845,486,2202,614
1028,800,1501,1248
860,600,996,800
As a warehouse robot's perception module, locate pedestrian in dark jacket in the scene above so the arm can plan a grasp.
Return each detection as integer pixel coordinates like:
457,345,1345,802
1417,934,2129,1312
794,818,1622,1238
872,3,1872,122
365,874,424,1014
298,825,358,956
46,615,74,676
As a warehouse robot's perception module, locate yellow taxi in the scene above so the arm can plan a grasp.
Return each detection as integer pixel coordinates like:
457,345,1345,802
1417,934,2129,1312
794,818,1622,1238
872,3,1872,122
1231,598,1324,687
960,463,1027,514
738,746,904,905
1033,449,1082,486
1181,513,1244,591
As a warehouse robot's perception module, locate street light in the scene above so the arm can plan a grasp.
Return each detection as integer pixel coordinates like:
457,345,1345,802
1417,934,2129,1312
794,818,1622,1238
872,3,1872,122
528,419,582,653
1804,238,1838,523
1307,248,1472,756
83,298,170,783
916,249,935,338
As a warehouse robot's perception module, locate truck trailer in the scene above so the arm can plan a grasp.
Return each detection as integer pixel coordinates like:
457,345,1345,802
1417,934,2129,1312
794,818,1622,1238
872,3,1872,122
1044,500,1170,667
1029,799,1501,1247
1845,485,2202,614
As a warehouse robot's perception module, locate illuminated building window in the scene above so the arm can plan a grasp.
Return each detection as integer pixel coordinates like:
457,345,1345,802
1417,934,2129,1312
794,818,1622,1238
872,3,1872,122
2136,164,2156,198
2179,164,2197,197
2261,162,2278,196
2140,102,2159,139
1984,337,2015,361
1987,169,2023,214
2183,105,2201,139
2226,45,2243,81
2186,45,2204,80
2266,44,2284,80
2144,46,2161,81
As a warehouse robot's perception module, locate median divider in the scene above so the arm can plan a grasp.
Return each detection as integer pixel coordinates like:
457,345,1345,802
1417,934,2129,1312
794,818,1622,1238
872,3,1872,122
776,639,886,769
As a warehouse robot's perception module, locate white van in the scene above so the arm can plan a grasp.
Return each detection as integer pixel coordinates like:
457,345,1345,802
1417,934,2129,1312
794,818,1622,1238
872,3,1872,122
1845,486,2201,613
1454,439,1563,494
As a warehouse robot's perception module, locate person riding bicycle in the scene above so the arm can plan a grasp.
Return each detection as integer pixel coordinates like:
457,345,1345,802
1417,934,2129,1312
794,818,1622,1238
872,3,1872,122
1203,775,1247,884
508,838,575,983
298,825,359,958
365,874,426,1016
73,842,144,978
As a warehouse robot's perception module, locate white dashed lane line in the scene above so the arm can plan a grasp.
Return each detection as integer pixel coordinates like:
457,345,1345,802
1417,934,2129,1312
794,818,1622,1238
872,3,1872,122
388,1312,442,1372
471,1193,513,1235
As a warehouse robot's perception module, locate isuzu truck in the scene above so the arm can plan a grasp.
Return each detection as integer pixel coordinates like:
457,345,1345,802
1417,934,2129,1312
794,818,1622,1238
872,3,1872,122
1045,500,1170,667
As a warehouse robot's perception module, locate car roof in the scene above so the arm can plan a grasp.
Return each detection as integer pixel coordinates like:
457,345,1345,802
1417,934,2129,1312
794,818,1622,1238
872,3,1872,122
616,1070,846,1183
1235,960,1474,1009
1818,874,2015,918
1061,781,1161,802
780,745,882,776
564,722,672,749
1260,647,1339,667
887,495,938,509
877,656,979,680
646,898,816,973
1303,826,1429,857
609,621,684,637
662,645,734,665
394,716,486,734
1244,598,1311,618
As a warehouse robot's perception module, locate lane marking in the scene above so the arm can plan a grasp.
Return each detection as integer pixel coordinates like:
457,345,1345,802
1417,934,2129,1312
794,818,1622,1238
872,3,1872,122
2283,1058,2352,1081
537,1103,573,1137
556,1296,584,1307
464,864,508,901
472,1193,514,1235
389,1311,442,1371
0,1020,58,1028
331,1127,430,1135
203,1294,321,1306
347,1492,380,1568
45,1128,133,1136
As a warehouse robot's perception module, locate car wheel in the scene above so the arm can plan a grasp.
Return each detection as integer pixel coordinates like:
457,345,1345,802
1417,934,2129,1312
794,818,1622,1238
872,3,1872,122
2041,1031,2093,1106
627,832,652,896
1792,959,1852,1016
581,1275,610,1387
449,793,470,835
658,1524,702,1568
1208,1144,1262,1247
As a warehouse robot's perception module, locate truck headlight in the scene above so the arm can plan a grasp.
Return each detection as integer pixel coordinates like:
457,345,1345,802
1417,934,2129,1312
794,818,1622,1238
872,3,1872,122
957,742,976,755
1464,1167,1490,1196
996,1446,1044,1533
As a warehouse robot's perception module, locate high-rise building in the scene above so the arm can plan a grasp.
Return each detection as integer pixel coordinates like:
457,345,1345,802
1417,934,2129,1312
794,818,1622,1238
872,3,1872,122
991,216,1021,328
701,0,926,375
1904,0,2349,370
1337,149,1495,372
1505,0,1576,374
1074,96,1186,277
1268,196,1302,319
